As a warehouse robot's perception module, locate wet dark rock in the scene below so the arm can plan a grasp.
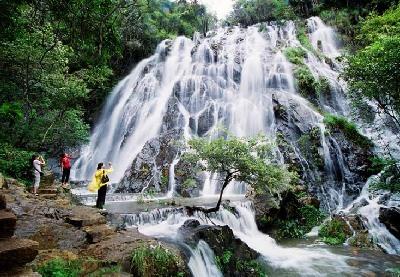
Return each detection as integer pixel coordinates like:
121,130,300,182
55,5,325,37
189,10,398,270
0,194,6,210
348,230,375,249
179,221,260,276
116,130,182,193
197,105,215,136
379,207,400,240
0,210,17,238
253,193,280,233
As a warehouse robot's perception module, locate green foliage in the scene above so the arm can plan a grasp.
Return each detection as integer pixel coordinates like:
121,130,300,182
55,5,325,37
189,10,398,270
386,267,400,277
235,260,267,277
278,205,325,239
160,175,169,189
298,128,324,170
0,143,35,183
37,258,120,277
284,47,307,65
185,135,297,196
182,178,197,189
294,66,319,98
131,244,184,277
0,0,215,180
368,157,400,193
368,156,397,174
37,258,82,277
319,218,350,245
226,0,295,26
323,114,373,148
344,5,400,129
215,250,233,270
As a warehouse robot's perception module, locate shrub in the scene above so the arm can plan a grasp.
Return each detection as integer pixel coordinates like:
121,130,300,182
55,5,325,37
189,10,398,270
323,114,373,148
284,47,307,65
37,258,82,277
235,260,267,277
131,244,184,277
319,218,350,245
278,205,325,239
294,66,319,98
0,143,35,183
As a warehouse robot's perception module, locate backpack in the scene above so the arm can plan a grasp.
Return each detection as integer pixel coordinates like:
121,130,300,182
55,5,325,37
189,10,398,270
101,170,109,184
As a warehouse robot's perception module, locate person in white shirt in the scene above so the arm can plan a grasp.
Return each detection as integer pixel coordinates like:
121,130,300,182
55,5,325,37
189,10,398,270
31,155,45,196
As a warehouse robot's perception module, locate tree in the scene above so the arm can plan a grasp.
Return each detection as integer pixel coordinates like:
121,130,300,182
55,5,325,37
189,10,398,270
183,136,297,214
344,5,400,130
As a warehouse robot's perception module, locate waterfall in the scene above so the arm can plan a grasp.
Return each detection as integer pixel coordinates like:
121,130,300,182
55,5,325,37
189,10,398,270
69,15,400,275
187,240,223,277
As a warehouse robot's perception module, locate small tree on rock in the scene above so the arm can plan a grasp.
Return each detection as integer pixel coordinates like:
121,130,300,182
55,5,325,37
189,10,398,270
183,135,297,214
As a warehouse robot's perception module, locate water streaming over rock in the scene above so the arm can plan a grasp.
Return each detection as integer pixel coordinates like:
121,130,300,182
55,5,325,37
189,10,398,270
71,16,400,275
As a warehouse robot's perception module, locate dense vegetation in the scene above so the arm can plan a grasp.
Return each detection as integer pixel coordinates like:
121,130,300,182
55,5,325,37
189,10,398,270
0,0,215,180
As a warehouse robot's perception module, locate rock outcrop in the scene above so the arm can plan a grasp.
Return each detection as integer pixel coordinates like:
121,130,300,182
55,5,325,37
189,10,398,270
179,220,263,276
379,207,400,240
0,189,39,274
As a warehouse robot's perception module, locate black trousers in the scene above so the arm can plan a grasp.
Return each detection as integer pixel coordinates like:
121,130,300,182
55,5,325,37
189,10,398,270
96,184,107,209
61,168,70,183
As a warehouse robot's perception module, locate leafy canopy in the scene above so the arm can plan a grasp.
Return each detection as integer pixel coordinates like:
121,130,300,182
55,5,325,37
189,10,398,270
185,135,296,196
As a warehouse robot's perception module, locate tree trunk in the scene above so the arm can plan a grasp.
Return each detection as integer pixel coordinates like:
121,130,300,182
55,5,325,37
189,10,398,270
185,172,233,215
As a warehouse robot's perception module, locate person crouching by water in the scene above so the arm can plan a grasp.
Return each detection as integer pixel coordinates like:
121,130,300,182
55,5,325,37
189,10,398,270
32,155,45,196
88,162,113,209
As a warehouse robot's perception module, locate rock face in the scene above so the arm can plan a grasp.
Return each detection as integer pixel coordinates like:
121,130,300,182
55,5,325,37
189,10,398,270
379,207,400,240
116,130,182,193
0,210,17,239
0,192,39,273
179,220,262,276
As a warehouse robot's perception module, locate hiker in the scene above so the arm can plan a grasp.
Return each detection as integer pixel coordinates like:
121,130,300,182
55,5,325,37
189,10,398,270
88,162,113,209
32,155,45,196
59,153,72,188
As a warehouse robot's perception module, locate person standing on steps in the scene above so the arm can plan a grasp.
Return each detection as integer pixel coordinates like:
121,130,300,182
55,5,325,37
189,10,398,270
88,162,113,209
59,153,73,188
32,155,45,196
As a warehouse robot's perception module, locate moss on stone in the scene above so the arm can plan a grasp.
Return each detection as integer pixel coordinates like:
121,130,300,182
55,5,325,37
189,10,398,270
323,114,373,149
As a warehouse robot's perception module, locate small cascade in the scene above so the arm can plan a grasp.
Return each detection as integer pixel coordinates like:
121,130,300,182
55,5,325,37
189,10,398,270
167,157,180,198
340,176,400,254
187,240,223,277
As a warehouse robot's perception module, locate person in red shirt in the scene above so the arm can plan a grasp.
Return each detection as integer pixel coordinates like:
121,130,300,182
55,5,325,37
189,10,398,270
60,153,72,187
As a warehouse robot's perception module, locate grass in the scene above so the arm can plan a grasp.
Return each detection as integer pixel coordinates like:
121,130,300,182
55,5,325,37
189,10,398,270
37,258,120,277
323,114,373,149
131,244,184,277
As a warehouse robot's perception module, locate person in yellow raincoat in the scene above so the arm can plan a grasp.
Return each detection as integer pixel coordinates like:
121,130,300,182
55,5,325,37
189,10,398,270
88,162,113,209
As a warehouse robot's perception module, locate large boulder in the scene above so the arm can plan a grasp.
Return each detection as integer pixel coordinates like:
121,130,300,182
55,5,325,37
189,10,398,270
379,207,400,240
179,220,262,276
0,238,39,270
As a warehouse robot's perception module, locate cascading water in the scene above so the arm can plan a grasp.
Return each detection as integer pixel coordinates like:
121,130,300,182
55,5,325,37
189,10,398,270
71,15,400,276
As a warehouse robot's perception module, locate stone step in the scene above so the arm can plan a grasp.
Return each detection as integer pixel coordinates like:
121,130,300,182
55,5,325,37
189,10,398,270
0,210,17,239
39,194,57,200
38,187,58,194
0,238,39,270
83,224,115,243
